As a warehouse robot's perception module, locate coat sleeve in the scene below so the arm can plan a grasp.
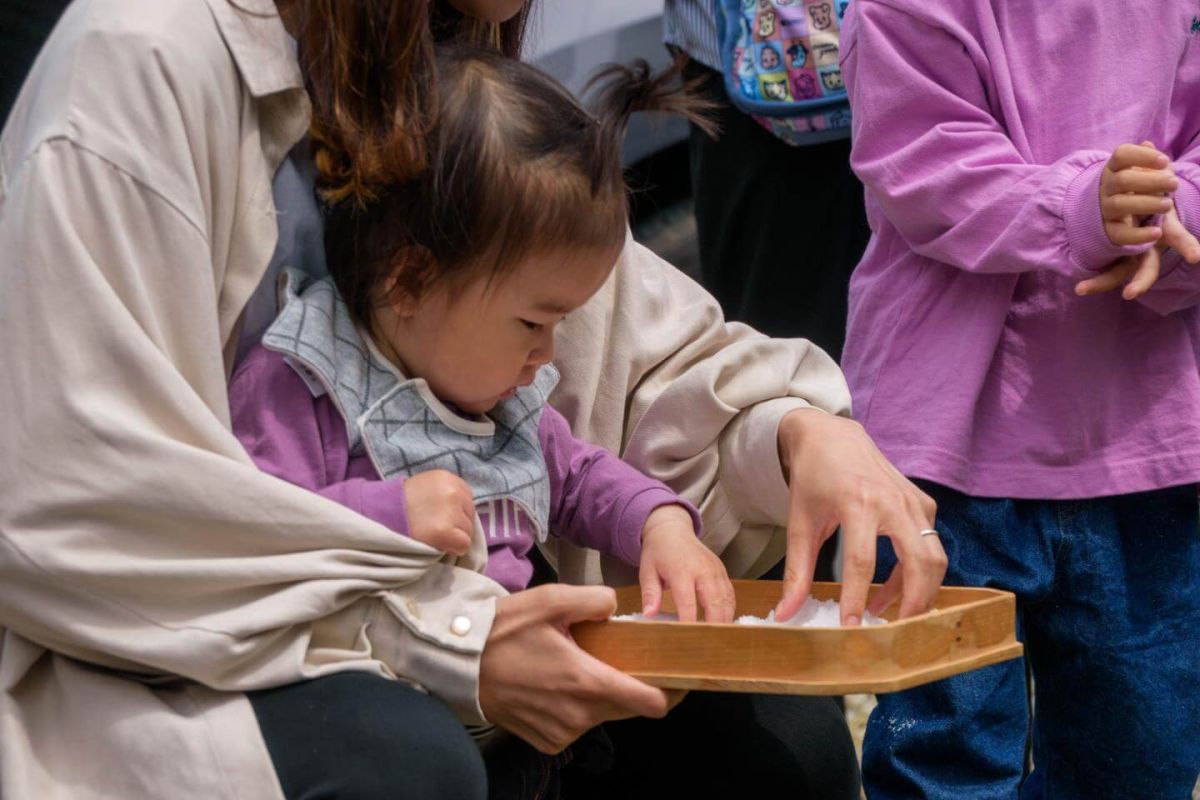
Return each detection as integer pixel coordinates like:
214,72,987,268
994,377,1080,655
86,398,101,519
0,139,504,724
549,236,852,583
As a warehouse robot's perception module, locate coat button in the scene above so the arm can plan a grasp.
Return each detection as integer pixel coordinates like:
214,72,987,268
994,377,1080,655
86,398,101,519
450,615,472,637
405,599,420,619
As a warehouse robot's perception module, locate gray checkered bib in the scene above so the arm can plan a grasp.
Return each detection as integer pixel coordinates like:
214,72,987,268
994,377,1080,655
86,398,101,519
262,270,557,540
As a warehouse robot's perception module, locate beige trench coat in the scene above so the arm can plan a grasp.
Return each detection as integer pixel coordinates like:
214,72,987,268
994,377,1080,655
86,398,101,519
0,0,851,796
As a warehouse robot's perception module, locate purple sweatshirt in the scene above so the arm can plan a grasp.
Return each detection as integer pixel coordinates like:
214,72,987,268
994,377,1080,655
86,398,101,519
841,0,1200,499
230,345,698,592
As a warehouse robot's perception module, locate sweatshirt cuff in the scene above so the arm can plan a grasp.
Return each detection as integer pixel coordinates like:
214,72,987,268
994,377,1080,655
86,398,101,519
1063,160,1153,275
1174,165,1200,232
1163,166,1200,276
718,397,813,528
356,477,410,534
613,489,702,566
371,564,506,725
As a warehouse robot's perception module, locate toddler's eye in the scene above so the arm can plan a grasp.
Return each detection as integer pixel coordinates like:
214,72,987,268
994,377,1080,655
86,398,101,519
520,319,543,332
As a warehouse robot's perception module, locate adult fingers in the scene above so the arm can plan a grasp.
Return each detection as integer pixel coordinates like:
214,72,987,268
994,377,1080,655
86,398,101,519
579,653,672,720
775,510,824,621
537,584,618,625
837,517,879,627
887,519,948,619
914,483,938,523
867,563,904,617
664,689,689,712
872,454,937,525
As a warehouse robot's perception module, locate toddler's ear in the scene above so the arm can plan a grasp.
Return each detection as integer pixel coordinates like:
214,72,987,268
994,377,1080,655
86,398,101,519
381,271,418,317
383,246,435,317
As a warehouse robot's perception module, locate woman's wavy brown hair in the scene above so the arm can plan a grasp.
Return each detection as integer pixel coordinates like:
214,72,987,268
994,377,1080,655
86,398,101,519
282,0,534,204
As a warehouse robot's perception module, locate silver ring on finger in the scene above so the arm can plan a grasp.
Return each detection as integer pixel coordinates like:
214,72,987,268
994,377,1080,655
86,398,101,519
918,528,940,537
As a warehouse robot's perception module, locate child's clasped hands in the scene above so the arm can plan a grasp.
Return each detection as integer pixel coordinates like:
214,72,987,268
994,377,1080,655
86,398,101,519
1077,141,1200,298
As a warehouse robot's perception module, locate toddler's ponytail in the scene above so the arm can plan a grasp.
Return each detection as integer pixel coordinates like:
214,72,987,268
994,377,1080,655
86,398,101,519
583,57,720,195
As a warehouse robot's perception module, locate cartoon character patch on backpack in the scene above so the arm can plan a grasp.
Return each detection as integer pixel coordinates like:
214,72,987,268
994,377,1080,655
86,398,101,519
718,0,853,145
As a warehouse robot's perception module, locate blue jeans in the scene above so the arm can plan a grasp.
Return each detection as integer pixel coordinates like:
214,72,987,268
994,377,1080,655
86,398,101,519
863,482,1200,799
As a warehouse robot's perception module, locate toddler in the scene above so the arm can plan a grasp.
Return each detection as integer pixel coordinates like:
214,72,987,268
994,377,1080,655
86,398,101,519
230,45,735,623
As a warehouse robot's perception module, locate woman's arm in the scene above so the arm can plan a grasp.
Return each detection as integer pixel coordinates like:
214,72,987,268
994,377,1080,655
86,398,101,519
550,237,844,582
0,116,501,726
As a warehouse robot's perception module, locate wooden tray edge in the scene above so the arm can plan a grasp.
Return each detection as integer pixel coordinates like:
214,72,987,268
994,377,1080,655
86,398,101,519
621,641,1025,696
609,580,1016,630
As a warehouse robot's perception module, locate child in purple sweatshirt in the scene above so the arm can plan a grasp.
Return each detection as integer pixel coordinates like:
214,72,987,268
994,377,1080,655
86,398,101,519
229,48,735,624
842,1,1200,797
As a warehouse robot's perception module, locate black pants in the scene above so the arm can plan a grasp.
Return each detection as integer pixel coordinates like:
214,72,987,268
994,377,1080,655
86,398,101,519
685,61,870,364
556,690,860,800
251,673,860,800
250,672,489,800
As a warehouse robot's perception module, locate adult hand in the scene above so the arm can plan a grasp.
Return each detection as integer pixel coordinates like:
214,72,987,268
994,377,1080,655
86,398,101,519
479,584,676,754
774,408,946,626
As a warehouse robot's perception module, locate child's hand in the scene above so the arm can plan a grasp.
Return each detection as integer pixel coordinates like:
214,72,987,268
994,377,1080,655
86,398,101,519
1077,204,1200,299
638,505,736,623
403,470,475,556
1078,142,1200,299
1099,142,1175,247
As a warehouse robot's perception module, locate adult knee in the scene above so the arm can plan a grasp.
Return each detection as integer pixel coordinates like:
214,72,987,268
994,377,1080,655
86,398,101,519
745,694,861,800
337,693,486,800
253,672,487,800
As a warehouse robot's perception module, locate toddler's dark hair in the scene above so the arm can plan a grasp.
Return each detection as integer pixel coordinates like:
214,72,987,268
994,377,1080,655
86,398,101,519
323,45,716,325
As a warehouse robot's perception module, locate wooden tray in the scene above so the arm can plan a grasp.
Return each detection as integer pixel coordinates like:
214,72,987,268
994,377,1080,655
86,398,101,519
572,580,1022,695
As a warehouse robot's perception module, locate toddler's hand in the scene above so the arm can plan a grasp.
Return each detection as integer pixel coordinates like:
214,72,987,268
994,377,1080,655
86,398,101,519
638,505,735,623
403,469,475,556
1099,142,1175,247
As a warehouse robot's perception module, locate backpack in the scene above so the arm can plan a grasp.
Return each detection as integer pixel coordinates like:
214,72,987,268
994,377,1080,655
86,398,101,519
716,0,852,145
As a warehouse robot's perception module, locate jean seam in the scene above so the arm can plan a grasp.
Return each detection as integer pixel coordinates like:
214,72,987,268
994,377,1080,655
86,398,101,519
1052,501,1078,566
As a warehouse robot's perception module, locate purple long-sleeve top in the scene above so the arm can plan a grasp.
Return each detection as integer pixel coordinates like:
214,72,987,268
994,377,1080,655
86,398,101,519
230,345,698,592
841,0,1200,499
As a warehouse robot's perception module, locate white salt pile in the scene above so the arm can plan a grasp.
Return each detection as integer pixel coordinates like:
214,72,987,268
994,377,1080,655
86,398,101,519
735,598,887,628
612,597,886,627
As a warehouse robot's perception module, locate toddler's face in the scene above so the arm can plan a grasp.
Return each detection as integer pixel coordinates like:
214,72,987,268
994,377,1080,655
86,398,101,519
376,245,620,415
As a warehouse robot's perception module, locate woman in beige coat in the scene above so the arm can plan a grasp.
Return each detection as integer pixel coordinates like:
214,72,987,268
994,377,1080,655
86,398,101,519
0,0,945,797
